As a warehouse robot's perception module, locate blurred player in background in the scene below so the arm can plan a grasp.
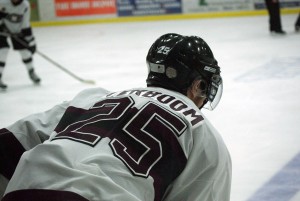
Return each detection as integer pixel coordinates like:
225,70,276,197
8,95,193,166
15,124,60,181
295,13,300,32
264,0,286,35
0,33,231,201
0,0,40,90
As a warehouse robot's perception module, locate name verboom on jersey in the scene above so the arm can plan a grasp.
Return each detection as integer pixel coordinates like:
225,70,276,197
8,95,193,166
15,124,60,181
107,89,204,126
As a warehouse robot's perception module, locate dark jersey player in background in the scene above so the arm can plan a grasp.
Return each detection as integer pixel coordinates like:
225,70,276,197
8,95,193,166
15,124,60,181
264,0,286,35
0,0,40,89
0,33,232,201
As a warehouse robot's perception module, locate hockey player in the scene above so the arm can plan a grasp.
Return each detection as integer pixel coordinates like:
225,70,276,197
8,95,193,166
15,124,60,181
0,33,231,201
0,0,40,89
295,13,300,32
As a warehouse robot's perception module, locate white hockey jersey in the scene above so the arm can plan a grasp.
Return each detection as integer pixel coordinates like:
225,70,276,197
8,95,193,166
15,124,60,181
0,0,31,34
0,87,231,201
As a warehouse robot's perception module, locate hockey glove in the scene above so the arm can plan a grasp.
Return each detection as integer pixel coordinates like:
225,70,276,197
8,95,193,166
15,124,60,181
21,27,36,54
0,24,9,36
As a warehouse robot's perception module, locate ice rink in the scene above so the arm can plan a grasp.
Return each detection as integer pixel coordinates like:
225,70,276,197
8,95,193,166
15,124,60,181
0,13,300,201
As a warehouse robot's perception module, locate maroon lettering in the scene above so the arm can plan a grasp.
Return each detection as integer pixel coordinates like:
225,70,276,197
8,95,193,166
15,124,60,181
170,100,188,111
183,109,204,126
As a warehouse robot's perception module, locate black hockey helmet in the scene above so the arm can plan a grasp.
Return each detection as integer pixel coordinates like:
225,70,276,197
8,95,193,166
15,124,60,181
11,0,23,6
146,33,223,110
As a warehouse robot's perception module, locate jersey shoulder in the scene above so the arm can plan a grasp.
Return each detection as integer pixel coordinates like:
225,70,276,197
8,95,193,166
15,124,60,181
69,87,111,108
23,0,30,7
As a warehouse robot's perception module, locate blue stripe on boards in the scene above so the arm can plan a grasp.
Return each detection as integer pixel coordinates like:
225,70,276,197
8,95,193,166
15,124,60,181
247,152,300,201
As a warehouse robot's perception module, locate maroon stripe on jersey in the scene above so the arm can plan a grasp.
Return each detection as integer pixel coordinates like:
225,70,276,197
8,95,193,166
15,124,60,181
0,128,25,179
2,189,89,201
54,106,87,133
145,118,188,201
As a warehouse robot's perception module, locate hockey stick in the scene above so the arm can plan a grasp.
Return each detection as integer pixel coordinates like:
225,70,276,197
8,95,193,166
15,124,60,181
0,32,96,85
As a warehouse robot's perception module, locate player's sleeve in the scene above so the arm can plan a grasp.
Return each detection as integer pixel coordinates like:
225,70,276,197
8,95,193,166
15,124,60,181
0,174,8,199
162,123,232,201
20,2,36,53
0,87,108,197
0,101,69,192
21,1,31,29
